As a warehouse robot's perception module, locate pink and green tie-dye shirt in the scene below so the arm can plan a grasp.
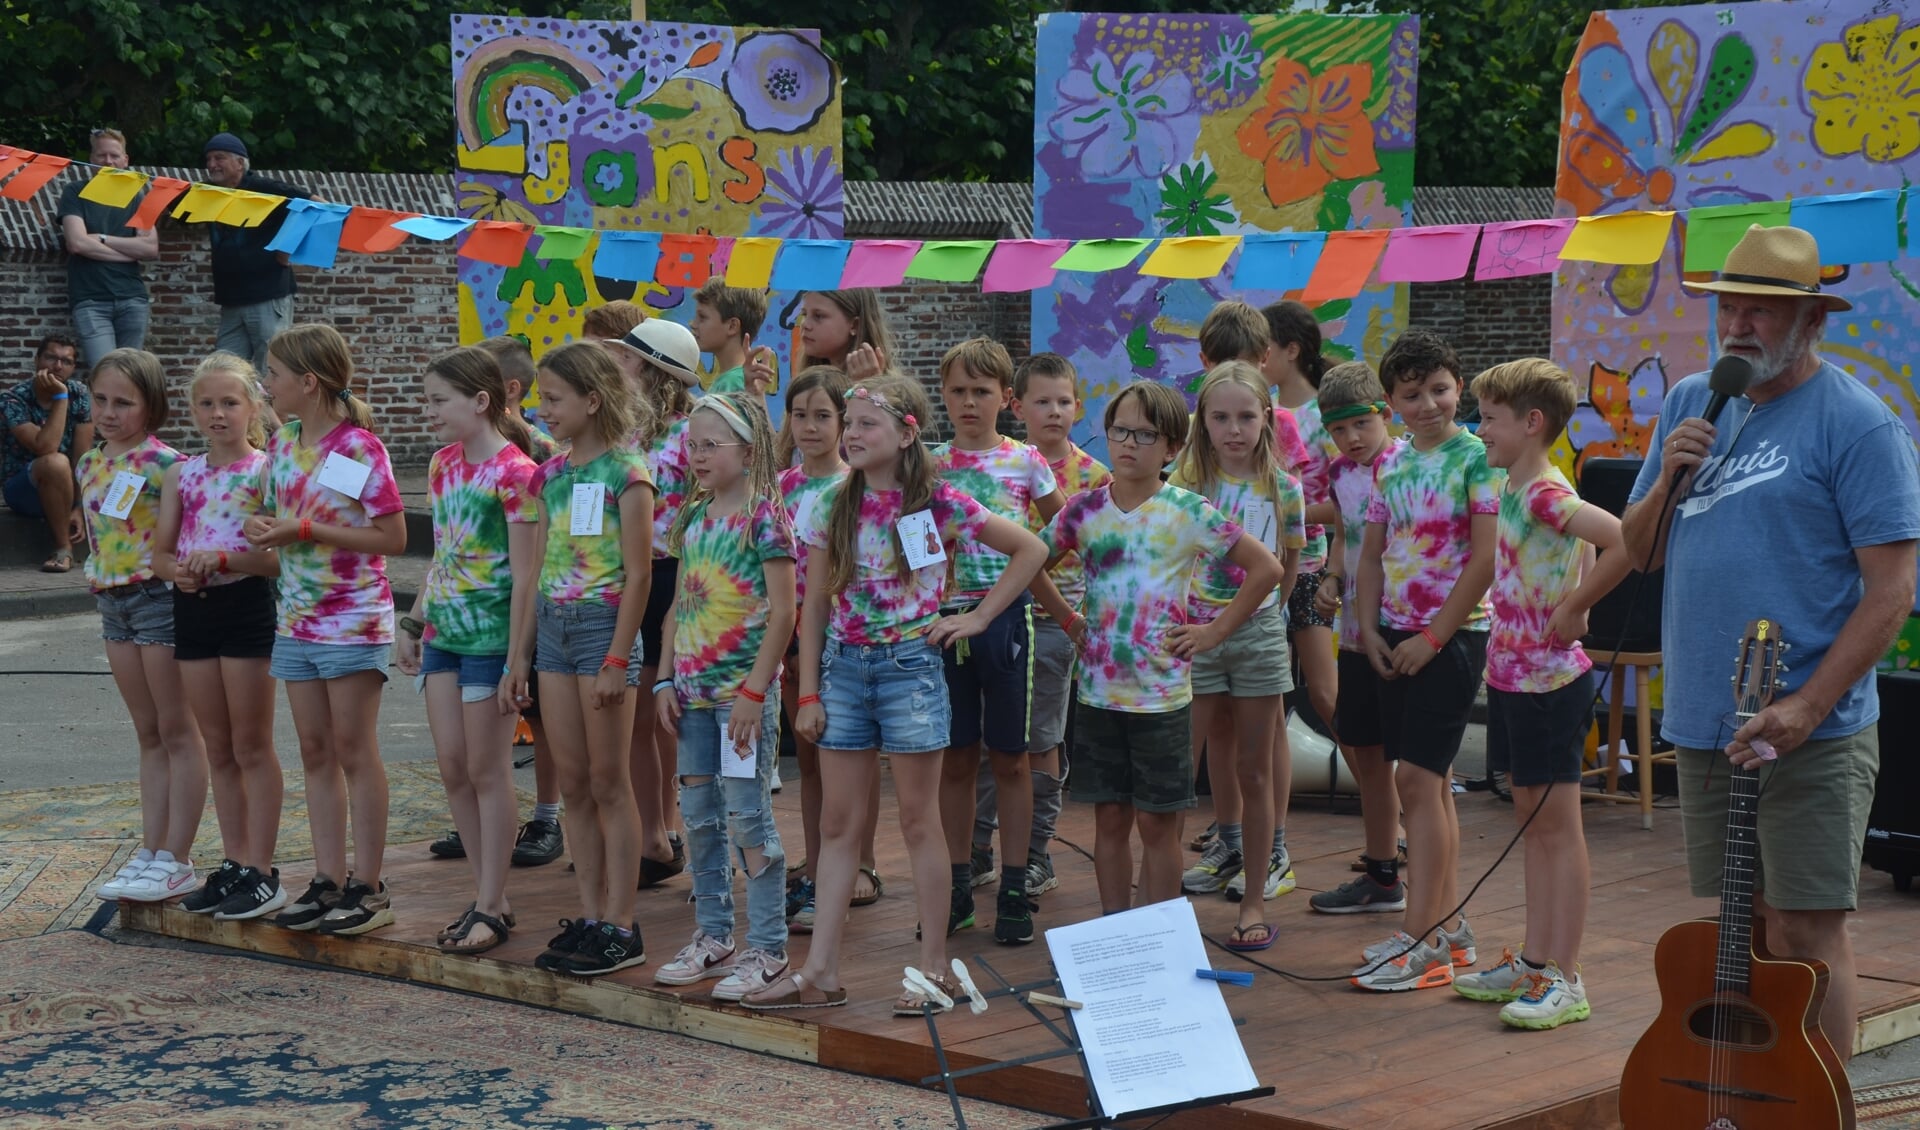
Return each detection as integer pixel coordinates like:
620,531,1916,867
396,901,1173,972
1329,438,1404,649
1364,429,1503,634
642,413,690,561
933,437,1059,600
533,447,654,606
778,464,846,610
1031,445,1110,616
802,480,989,645
1487,469,1593,693
1042,483,1242,712
1167,465,1304,619
77,435,180,592
1292,398,1334,573
672,496,797,707
267,421,405,644
424,442,540,656
175,450,271,589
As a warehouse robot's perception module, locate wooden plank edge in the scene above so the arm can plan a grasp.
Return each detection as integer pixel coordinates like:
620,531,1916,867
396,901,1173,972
119,901,817,1064
1858,996,1920,1055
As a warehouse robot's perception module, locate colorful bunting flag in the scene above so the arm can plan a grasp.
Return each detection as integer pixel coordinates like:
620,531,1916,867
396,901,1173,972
533,225,593,260
1301,231,1390,303
725,237,781,288
1233,233,1325,291
0,154,71,201
124,177,190,230
1682,202,1789,272
1473,219,1574,281
1052,238,1153,273
78,168,148,209
1378,225,1480,284
1557,211,1675,266
593,231,662,281
340,208,418,253
840,240,922,288
981,239,1072,293
1139,236,1238,280
1789,190,1900,266
770,240,853,291
906,241,995,283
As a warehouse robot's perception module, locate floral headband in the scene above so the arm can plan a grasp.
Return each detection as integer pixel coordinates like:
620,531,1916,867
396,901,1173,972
848,385,918,429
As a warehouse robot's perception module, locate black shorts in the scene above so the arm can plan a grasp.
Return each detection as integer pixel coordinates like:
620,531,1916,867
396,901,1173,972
942,595,1033,754
1376,627,1486,775
1333,649,1385,748
1486,674,1595,787
637,555,679,669
1287,567,1334,630
173,575,276,662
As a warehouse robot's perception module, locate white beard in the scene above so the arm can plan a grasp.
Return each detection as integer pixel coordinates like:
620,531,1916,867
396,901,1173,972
1721,319,1811,388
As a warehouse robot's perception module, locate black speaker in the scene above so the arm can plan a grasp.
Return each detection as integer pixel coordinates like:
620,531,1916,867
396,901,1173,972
1865,671,1920,892
1578,457,1664,654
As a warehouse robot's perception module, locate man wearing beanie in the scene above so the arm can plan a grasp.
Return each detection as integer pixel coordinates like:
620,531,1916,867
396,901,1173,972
203,132,314,373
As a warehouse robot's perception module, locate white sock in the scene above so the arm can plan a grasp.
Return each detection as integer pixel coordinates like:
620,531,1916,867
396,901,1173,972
153,849,176,865
132,847,155,863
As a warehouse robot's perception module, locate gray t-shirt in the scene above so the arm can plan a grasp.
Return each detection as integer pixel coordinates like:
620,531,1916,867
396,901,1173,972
1630,360,1920,748
55,181,148,306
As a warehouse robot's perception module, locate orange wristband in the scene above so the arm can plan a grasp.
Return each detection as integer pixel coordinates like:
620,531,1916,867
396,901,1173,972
299,518,313,542
602,654,630,670
217,551,229,573
1420,628,1445,651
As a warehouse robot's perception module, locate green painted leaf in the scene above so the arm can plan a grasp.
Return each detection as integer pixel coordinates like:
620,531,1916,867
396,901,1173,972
1125,323,1157,369
1674,35,1755,160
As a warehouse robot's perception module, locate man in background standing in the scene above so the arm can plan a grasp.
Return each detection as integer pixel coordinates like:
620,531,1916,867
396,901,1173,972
57,128,156,367
202,132,313,373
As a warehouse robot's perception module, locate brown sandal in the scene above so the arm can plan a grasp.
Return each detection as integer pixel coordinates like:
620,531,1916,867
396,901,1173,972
740,971,847,1011
440,910,512,955
850,866,883,907
893,971,967,1017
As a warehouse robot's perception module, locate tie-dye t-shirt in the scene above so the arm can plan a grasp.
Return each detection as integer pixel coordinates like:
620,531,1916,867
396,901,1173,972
533,446,655,606
526,426,561,463
802,480,989,645
933,438,1059,600
424,442,540,656
77,435,180,592
1167,465,1305,618
1032,445,1111,616
1364,429,1503,633
1042,484,1242,712
1329,439,1404,649
642,414,690,561
267,421,405,644
1487,469,1593,694
175,450,271,589
672,496,797,707
778,464,847,610
1291,399,1334,573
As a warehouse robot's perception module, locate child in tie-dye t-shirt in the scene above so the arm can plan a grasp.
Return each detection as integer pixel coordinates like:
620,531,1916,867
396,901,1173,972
1042,382,1280,917
79,349,207,907
651,394,797,1000
1351,330,1499,994
745,374,1047,1018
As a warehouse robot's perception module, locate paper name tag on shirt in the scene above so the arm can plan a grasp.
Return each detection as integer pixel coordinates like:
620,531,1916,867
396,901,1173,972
1241,499,1278,551
570,482,606,536
897,509,946,570
316,451,372,499
99,471,144,520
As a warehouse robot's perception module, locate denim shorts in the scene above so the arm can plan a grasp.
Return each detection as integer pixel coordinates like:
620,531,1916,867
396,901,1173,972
818,636,952,754
270,636,389,683
4,464,46,517
534,596,620,676
97,580,174,646
423,643,508,703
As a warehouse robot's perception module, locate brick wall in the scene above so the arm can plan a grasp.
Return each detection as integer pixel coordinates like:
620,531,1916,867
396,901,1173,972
1407,274,1555,378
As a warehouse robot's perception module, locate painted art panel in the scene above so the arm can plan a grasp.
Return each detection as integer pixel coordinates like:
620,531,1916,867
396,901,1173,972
451,14,841,385
1030,10,1418,461
1553,0,1920,475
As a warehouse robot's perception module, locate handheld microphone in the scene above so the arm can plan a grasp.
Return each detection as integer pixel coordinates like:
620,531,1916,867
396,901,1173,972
1700,354,1755,427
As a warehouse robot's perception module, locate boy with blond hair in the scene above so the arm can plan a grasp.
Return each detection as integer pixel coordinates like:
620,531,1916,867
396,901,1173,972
1452,358,1629,1028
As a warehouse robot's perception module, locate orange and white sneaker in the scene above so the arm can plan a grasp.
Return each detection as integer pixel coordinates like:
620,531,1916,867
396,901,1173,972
1352,934,1455,992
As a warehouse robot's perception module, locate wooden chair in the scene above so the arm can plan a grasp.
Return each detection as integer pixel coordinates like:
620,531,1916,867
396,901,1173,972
1581,651,1673,829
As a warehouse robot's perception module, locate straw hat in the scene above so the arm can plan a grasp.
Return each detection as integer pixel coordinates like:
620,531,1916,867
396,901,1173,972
1682,224,1851,311
607,320,702,386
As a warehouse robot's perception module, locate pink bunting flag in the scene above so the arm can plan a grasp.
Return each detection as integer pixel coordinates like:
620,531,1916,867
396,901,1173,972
1377,225,1480,284
839,240,922,288
1474,219,1577,280
982,240,1073,293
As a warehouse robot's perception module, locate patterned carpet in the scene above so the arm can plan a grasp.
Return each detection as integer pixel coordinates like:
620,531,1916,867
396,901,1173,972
0,929,1030,1129
1864,1078,1920,1128
0,762,484,940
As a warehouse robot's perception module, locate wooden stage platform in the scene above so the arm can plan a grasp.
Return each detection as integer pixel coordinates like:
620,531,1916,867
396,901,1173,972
124,778,1920,1130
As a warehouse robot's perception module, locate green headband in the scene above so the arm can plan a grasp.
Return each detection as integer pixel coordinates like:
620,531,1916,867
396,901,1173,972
1321,400,1389,423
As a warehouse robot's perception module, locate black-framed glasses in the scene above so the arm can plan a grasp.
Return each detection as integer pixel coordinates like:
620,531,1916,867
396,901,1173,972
39,352,77,368
1106,424,1161,448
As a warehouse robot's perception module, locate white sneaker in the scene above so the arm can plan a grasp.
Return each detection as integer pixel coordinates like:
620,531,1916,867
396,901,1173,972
1499,964,1590,1029
653,932,736,986
1351,936,1454,992
1360,929,1420,966
1225,849,1296,901
97,849,156,901
770,763,783,793
1454,948,1531,1003
119,859,198,903
712,948,790,1002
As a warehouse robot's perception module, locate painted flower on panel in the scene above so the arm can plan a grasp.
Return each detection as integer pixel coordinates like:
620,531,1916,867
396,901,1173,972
1155,162,1235,236
1803,13,1920,162
756,146,844,240
1204,32,1263,93
725,31,835,134
1047,49,1199,181
1235,60,1380,207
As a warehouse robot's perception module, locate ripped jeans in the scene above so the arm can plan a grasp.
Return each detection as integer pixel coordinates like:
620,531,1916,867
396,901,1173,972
676,692,788,954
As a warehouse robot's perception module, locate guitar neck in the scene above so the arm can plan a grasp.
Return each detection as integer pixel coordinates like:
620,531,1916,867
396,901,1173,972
1714,742,1763,994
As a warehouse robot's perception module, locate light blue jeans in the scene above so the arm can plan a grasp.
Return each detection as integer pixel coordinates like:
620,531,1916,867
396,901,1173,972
677,692,787,954
72,298,151,368
216,296,294,375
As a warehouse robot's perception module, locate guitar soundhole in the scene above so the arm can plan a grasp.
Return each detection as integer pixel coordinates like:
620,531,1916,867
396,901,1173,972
1685,999,1776,1049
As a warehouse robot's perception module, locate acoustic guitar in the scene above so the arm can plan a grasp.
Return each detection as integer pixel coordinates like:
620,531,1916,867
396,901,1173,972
1619,618,1855,1129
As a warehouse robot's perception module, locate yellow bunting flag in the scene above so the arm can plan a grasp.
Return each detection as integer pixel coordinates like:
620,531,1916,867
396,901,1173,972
1139,235,1240,279
1556,211,1676,266
215,190,287,228
171,183,234,224
726,237,781,288
78,169,147,209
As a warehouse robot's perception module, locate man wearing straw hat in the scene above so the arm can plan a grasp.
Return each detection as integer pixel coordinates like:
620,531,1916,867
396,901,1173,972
1623,224,1920,1062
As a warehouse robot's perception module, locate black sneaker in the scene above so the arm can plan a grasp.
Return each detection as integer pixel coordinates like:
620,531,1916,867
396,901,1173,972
563,921,647,976
429,829,465,859
994,887,1034,945
214,866,288,921
181,859,245,914
915,882,977,941
511,818,564,867
273,876,343,931
535,918,592,972
316,878,393,936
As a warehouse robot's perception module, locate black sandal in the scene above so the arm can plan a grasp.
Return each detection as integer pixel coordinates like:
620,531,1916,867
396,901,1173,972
437,902,477,944
441,910,512,955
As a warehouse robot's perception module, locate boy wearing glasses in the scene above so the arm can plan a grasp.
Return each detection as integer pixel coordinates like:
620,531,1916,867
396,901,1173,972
1041,381,1282,912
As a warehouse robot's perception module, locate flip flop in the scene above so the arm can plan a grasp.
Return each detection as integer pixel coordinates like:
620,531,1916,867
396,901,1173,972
1225,922,1277,952
850,866,883,907
740,971,847,1011
41,550,73,574
438,902,477,944
440,910,512,955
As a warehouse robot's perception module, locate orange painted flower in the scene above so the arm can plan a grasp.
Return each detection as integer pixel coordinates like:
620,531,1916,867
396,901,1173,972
1236,60,1380,207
